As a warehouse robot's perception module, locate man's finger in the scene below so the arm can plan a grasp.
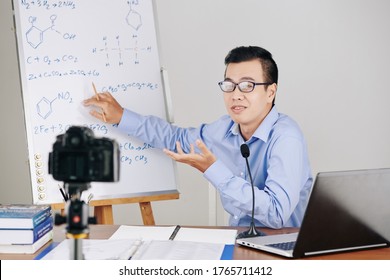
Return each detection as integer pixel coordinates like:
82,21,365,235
195,139,210,155
89,109,100,118
83,97,99,106
176,141,185,154
163,148,177,160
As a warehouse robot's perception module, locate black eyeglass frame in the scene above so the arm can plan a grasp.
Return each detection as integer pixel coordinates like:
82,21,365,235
218,81,273,93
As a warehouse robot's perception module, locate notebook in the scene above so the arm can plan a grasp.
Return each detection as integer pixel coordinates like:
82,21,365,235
236,168,390,258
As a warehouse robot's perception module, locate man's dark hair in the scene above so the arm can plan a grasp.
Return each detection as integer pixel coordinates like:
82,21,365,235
224,46,278,85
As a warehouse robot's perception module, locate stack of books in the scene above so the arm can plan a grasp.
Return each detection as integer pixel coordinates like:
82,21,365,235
0,204,53,254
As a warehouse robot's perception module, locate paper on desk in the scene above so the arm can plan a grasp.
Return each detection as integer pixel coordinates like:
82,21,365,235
109,225,237,244
40,227,236,260
132,240,225,260
108,226,237,260
109,225,176,241
40,239,139,260
175,227,237,244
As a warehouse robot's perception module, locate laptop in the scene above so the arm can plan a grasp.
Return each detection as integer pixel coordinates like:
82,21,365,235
236,168,390,258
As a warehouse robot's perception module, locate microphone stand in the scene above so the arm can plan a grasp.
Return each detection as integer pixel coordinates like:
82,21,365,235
236,144,265,239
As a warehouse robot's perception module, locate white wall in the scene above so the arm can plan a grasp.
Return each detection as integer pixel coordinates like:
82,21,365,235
0,0,32,204
1,0,390,226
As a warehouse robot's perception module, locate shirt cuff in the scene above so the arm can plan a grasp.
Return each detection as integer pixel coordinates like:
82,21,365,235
204,159,235,191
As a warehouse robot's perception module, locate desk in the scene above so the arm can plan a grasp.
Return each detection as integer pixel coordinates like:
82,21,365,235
1,225,390,260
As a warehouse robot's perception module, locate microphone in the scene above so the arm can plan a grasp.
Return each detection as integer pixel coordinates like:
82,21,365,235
236,143,265,239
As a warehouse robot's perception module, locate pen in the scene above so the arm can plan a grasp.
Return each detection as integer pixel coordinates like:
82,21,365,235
126,240,143,260
92,82,107,122
87,193,94,204
169,225,181,240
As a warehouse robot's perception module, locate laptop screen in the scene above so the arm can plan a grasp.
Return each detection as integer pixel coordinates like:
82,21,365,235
293,168,390,257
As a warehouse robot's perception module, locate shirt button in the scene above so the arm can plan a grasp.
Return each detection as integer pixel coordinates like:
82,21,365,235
234,216,238,219
240,172,244,177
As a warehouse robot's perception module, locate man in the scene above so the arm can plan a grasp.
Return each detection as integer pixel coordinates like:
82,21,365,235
84,46,313,229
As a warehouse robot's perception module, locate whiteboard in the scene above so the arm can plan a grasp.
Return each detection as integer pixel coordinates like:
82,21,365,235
13,0,178,204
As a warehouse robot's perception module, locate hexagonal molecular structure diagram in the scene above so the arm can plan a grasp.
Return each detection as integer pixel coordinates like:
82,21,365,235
37,97,53,119
25,15,59,49
126,10,142,30
26,25,44,49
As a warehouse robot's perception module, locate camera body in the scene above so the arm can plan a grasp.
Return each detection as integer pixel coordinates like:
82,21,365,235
49,126,120,183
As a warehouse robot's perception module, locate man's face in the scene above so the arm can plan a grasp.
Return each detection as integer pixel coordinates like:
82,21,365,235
223,59,276,138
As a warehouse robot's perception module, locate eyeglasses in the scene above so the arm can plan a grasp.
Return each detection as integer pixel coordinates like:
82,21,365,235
218,80,272,93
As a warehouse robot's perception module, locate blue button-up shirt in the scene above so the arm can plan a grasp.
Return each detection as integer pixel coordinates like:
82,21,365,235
118,106,313,228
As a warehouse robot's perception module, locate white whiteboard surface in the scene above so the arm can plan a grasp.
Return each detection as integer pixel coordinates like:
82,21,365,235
13,0,177,204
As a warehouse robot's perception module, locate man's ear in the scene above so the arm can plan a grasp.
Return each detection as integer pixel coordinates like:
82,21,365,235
267,83,277,101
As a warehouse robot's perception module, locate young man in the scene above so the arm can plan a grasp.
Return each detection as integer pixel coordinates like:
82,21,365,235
84,46,313,229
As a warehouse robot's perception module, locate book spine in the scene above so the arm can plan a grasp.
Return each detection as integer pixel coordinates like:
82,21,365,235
32,207,52,227
32,217,53,242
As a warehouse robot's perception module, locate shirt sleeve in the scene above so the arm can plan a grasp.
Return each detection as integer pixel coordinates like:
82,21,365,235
117,108,199,151
204,135,308,229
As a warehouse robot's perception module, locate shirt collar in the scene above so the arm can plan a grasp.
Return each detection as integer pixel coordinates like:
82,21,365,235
225,106,279,143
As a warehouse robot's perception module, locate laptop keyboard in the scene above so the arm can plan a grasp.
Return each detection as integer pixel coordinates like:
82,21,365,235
265,241,296,250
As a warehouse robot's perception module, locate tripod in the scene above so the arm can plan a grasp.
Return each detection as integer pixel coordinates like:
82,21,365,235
55,182,96,260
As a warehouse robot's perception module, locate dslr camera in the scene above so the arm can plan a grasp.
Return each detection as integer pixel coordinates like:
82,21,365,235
49,126,120,183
